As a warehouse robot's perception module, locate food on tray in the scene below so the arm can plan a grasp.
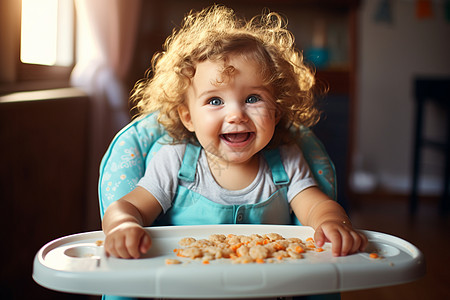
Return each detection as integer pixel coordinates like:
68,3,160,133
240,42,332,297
165,258,182,265
169,233,324,264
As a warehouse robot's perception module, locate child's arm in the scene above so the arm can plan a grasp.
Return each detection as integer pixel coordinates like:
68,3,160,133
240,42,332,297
102,186,163,259
290,186,368,257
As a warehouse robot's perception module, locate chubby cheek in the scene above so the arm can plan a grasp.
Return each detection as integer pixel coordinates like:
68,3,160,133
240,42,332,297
260,123,277,145
251,108,277,132
192,115,221,142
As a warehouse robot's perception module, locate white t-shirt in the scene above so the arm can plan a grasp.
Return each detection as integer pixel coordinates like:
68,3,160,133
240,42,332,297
138,143,317,213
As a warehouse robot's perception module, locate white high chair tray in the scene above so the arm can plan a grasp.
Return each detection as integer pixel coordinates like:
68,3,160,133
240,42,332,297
33,224,425,298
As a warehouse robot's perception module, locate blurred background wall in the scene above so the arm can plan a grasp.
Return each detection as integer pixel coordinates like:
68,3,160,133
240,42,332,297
354,0,450,196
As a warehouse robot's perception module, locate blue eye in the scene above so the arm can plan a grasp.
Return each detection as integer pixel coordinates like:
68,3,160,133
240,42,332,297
208,98,223,106
246,95,261,104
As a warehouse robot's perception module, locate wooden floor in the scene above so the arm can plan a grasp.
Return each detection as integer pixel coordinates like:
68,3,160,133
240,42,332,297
341,194,450,300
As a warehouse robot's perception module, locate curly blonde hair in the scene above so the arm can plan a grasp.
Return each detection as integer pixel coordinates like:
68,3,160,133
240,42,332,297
131,5,321,146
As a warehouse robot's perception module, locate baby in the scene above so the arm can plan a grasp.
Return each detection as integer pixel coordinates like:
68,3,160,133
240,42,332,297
102,5,367,259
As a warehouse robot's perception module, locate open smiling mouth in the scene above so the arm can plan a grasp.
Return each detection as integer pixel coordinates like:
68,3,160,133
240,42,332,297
220,132,254,145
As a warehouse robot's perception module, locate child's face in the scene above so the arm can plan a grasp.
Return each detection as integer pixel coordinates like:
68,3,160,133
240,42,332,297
178,55,279,167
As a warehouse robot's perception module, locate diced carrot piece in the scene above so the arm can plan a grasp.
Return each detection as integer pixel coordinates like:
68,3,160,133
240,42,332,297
256,258,265,264
315,247,324,252
203,260,210,264
306,237,314,242
295,246,305,253
369,253,379,259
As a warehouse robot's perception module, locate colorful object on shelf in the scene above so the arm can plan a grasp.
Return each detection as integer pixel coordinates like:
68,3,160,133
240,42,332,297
416,0,433,19
305,47,329,69
306,19,329,69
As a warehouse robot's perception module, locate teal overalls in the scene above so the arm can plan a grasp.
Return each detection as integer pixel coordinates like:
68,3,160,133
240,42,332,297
154,143,293,226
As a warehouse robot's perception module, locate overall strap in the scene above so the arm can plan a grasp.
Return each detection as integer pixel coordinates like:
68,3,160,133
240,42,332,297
178,143,201,182
262,148,290,185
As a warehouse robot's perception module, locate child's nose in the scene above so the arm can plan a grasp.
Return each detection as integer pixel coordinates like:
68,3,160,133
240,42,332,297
225,105,248,124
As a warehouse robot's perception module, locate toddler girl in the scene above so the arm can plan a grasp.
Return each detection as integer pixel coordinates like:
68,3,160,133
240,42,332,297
102,5,367,259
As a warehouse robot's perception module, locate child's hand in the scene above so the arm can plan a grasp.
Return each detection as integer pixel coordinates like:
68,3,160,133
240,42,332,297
314,221,368,257
104,222,152,259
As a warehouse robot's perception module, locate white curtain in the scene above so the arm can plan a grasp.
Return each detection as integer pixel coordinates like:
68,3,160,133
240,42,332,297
71,0,142,228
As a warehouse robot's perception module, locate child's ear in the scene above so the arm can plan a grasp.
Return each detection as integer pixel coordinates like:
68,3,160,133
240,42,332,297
275,111,281,124
274,105,282,125
178,104,194,132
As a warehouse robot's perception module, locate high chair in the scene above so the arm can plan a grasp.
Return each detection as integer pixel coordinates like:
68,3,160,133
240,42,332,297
31,113,426,298
97,112,338,300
